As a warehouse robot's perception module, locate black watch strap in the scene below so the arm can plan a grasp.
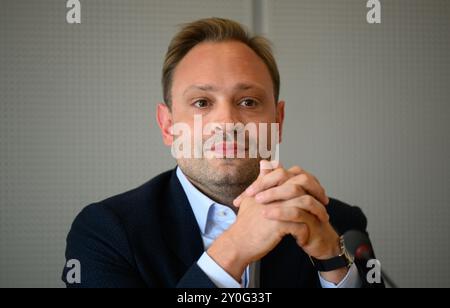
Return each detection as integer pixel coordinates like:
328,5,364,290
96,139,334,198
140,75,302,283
310,255,350,272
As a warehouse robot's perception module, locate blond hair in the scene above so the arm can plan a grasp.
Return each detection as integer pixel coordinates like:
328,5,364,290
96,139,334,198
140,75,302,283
162,17,280,107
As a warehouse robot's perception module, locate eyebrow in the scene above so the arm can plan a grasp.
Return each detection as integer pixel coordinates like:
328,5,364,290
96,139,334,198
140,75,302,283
183,84,219,96
183,83,266,96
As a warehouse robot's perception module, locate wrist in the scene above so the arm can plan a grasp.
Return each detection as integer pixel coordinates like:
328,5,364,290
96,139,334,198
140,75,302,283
207,230,249,282
310,234,354,284
314,233,341,260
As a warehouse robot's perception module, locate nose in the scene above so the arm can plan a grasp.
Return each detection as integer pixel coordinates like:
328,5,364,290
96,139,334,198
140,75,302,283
212,100,243,126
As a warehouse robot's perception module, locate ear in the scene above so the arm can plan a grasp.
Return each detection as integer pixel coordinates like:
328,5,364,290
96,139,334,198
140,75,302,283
156,103,173,146
276,100,285,144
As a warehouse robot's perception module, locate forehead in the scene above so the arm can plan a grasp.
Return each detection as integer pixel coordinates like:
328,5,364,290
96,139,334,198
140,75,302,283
171,41,274,96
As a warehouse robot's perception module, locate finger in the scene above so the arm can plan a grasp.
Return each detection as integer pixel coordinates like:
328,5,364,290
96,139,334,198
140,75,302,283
245,167,290,197
289,195,329,222
259,160,275,176
286,222,310,247
263,206,313,224
255,183,307,204
287,165,303,176
233,160,276,207
264,196,329,223
267,160,282,170
233,187,248,207
288,173,329,206
251,165,304,203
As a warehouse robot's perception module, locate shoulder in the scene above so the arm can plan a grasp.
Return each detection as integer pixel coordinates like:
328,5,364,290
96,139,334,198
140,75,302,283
326,198,368,235
67,169,174,244
83,169,173,217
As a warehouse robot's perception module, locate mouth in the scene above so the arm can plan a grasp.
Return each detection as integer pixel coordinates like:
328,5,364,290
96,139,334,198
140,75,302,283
210,142,247,157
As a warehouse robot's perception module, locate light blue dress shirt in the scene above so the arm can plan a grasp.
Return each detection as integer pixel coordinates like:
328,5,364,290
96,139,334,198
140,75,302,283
176,167,361,288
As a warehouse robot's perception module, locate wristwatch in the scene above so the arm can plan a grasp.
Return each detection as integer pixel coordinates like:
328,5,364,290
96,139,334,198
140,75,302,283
310,235,354,272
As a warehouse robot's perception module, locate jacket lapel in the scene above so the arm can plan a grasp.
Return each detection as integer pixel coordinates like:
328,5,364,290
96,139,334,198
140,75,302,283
162,169,205,268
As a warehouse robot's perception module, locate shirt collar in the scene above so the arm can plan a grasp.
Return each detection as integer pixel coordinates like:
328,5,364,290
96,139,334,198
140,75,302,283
176,167,216,234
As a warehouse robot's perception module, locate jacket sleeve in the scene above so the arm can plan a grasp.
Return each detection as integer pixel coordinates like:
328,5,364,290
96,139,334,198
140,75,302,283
62,203,218,288
176,263,217,288
62,204,146,288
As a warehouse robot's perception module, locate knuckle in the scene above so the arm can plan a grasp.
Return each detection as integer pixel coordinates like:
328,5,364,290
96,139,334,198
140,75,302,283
257,179,267,189
270,207,281,217
279,168,289,179
297,226,309,245
293,209,302,220
321,189,328,201
299,224,308,235
274,168,284,176
289,184,301,195
297,173,309,184
271,169,282,181
290,166,302,174
303,195,315,206
304,173,313,182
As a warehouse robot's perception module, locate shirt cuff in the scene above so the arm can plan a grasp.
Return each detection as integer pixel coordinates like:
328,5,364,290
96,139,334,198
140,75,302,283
197,252,242,288
318,263,362,288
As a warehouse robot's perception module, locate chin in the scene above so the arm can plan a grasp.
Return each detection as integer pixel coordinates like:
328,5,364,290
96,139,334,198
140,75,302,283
208,158,260,179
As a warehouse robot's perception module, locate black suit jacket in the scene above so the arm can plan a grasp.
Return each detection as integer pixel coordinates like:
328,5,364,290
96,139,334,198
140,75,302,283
62,169,383,288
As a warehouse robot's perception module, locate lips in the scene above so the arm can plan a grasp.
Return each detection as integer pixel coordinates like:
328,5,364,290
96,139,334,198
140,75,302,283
210,142,246,157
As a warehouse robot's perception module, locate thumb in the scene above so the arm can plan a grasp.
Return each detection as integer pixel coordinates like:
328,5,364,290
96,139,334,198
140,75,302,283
259,160,274,176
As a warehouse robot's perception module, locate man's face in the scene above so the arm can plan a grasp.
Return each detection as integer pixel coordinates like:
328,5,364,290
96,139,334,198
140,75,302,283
158,41,284,195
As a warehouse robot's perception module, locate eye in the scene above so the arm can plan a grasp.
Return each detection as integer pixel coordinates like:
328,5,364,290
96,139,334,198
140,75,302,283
193,99,210,109
239,99,258,108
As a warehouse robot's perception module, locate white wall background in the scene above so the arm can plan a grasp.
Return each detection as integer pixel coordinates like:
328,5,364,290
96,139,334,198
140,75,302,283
0,0,449,287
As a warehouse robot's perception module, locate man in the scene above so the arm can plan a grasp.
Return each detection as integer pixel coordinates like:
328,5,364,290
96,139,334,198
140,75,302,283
62,18,383,288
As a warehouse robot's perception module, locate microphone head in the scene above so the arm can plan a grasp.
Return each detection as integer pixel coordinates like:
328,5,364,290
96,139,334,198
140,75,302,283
343,230,374,260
